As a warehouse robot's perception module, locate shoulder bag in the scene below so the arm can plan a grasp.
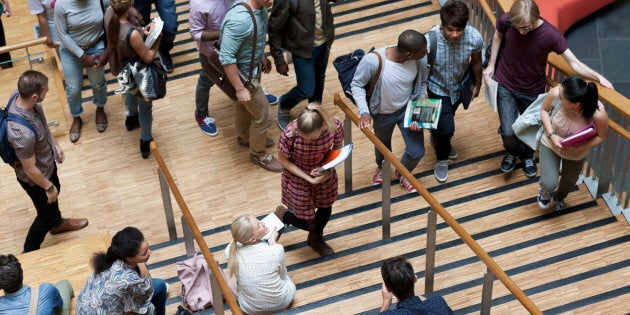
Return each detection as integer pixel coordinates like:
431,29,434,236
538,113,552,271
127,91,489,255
203,2,258,101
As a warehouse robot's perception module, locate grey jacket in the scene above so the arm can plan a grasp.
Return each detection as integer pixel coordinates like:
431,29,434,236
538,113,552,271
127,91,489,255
512,93,560,150
350,46,428,115
268,0,335,64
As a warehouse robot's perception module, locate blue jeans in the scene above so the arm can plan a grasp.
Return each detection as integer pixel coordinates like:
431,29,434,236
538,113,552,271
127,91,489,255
126,93,153,141
151,278,167,315
279,43,330,110
195,53,215,117
133,0,178,57
428,89,461,160
373,107,425,171
497,84,537,159
59,40,107,117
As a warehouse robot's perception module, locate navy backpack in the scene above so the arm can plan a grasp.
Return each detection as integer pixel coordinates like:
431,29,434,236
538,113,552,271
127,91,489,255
0,93,38,166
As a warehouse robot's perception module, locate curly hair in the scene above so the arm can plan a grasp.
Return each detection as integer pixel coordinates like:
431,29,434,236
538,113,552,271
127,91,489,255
0,254,23,293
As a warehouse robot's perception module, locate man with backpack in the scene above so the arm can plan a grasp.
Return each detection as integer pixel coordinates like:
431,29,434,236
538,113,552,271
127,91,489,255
424,0,484,183
350,30,428,194
5,70,88,253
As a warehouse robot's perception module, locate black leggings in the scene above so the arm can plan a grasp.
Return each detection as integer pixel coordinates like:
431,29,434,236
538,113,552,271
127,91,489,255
285,207,332,235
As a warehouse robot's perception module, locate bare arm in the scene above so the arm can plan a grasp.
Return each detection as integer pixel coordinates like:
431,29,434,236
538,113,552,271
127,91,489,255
482,30,503,84
561,49,613,89
129,28,160,64
35,13,55,48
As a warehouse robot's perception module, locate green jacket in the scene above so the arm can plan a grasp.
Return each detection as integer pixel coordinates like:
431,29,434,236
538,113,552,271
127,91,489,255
268,0,335,65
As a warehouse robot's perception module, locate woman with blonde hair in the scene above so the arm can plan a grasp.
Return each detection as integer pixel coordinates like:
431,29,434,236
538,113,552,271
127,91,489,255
276,103,344,256
225,214,295,314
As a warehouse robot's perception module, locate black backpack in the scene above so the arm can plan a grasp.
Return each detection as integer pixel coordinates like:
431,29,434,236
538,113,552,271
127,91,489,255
1,93,38,166
332,47,381,106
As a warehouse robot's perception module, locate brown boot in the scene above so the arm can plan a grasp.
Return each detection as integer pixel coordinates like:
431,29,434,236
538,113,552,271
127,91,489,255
307,232,334,256
50,218,89,235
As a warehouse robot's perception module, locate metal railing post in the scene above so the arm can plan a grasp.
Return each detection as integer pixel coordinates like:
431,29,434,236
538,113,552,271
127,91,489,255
210,273,225,315
480,268,495,315
344,116,353,193
425,208,437,293
181,215,196,258
158,167,178,240
381,159,391,239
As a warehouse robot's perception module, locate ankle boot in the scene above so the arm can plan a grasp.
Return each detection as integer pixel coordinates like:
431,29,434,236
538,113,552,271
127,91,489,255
140,139,152,159
307,232,334,256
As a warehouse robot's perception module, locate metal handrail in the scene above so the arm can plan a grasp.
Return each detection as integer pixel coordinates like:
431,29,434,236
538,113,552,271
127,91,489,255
150,141,242,315
333,93,542,314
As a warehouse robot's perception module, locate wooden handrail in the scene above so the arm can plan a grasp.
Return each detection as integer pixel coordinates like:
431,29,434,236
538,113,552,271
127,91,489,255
333,93,542,314
0,37,47,54
149,141,242,315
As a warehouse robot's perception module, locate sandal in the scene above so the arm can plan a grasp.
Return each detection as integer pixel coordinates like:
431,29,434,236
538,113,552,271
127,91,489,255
95,107,108,133
69,117,83,143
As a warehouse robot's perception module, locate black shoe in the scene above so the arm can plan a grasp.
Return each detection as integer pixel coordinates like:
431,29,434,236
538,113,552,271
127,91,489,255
125,115,139,131
140,139,152,159
158,53,174,73
522,158,537,178
500,153,517,173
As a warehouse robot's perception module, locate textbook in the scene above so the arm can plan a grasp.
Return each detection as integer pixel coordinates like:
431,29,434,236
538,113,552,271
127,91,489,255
314,143,353,173
403,98,442,129
260,212,285,242
560,124,597,147
144,17,163,48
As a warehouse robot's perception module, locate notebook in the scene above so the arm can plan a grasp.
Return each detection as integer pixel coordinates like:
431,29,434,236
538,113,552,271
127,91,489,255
560,123,596,147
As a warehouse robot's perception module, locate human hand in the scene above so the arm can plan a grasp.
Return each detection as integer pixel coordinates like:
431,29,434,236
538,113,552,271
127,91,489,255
55,143,65,164
46,185,58,204
310,168,330,177
380,282,393,311
81,54,96,68
483,66,494,86
262,56,272,74
236,87,251,103
359,113,373,130
144,22,157,35
309,171,331,184
267,229,278,245
276,63,289,76
550,134,564,150
598,76,614,89
472,84,481,98
408,121,422,132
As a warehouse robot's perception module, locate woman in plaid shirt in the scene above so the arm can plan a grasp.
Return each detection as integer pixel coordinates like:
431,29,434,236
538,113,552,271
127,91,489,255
276,104,344,256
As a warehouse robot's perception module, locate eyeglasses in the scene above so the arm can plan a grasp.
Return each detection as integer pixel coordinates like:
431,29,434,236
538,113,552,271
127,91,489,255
512,23,533,31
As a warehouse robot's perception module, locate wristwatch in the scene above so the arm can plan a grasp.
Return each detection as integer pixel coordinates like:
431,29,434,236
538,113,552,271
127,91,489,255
46,185,54,193
547,131,557,139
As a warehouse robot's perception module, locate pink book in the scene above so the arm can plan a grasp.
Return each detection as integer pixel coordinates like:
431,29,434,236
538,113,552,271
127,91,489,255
560,123,596,147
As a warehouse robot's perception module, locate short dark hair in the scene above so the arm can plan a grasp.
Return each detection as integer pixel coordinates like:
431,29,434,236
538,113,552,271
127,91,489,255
381,256,416,300
17,70,48,99
440,0,469,29
0,254,24,293
397,29,427,54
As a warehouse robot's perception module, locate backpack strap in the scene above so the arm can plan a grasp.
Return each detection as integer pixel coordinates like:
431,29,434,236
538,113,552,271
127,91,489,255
234,2,258,82
367,50,382,103
4,92,38,138
427,30,437,68
29,285,39,315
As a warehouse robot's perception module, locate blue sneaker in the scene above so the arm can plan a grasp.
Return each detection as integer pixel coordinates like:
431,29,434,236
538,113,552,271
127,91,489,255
195,115,218,136
263,88,278,105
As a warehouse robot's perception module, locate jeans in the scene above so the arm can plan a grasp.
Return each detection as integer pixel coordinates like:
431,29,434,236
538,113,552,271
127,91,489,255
538,145,584,201
151,278,167,315
497,84,537,159
284,207,332,234
133,0,178,57
279,43,330,110
125,93,153,141
59,40,107,117
373,107,425,171
234,78,272,155
195,53,215,117
428,89,461,160
18,166,63,253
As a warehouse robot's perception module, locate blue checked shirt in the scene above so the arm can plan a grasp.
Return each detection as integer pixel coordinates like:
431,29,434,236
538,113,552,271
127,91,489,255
425,25,483,104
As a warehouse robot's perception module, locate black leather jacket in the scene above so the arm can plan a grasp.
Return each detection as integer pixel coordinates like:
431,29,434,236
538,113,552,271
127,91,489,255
268,0,335,65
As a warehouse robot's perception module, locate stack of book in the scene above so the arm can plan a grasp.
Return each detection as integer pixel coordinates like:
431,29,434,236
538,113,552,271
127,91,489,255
144,17,163,48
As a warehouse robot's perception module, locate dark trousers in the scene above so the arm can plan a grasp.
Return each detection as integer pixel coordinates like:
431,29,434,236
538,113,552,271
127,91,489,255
285,207,332,235
0,17,13,69
279,43,330,111
18,166,63,252
133,0,178,56
428,90,461,160
496,84,537,159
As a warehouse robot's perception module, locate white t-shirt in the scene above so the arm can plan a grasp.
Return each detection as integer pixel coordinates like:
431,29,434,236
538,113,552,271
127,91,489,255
379,58,418,114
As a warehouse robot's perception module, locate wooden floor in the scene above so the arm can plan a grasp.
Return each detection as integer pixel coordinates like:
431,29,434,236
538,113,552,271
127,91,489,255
2,0,630,314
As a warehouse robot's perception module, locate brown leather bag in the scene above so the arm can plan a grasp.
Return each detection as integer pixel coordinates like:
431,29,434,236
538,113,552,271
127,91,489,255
203,2,258,101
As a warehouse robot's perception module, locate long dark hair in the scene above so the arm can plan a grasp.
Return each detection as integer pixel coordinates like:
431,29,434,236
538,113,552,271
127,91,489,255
561,76,599,120
106,0,133,54
92,227,144,274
